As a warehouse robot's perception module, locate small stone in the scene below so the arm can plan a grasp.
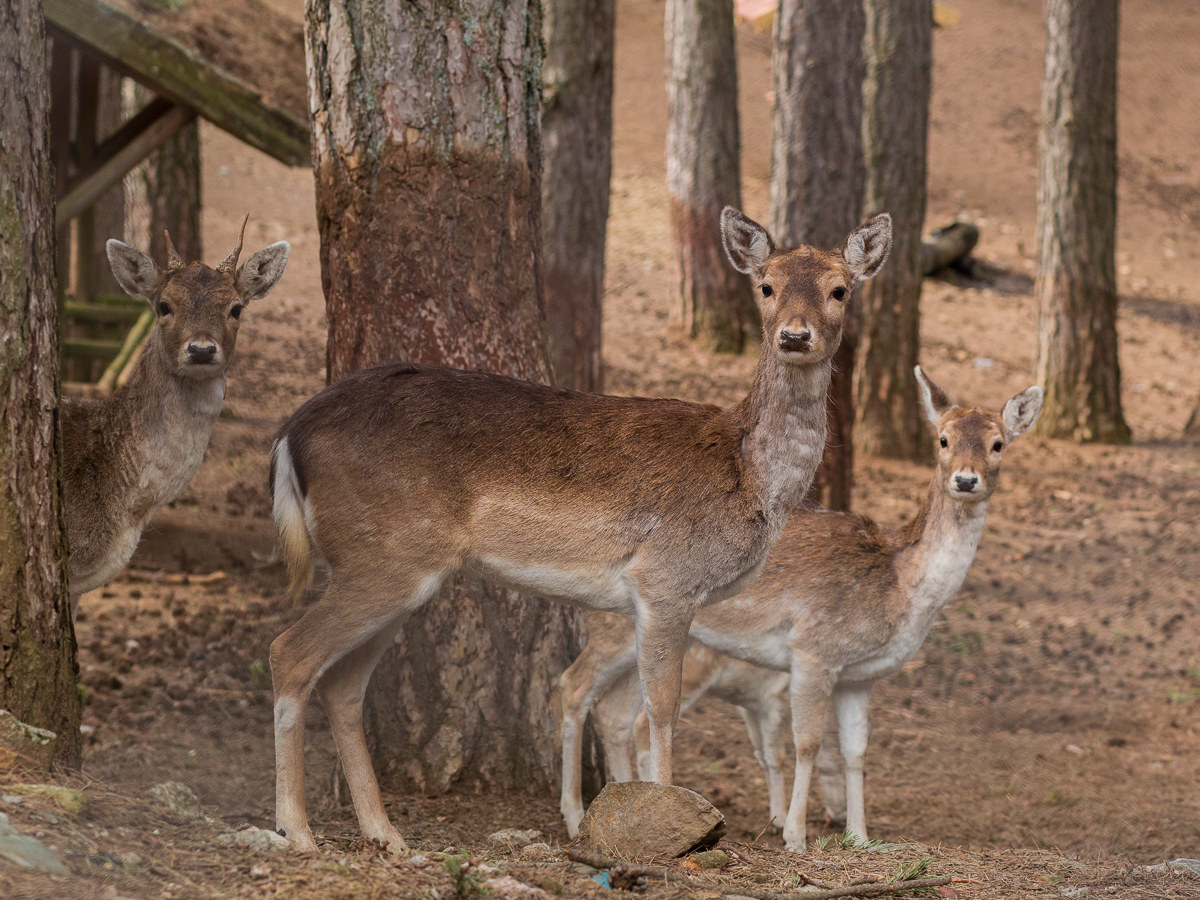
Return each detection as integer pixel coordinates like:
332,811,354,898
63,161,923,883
482,875,555,898
685,849,730,869
0,811,70,875
250,863,271,878
578,782,725,860
149,782,208,824
408,854,430,866
122,852,143,867
1168,859,1200,878
488,828,543,850
1060,887,1089,898
519,842,555,861
216,824,290,852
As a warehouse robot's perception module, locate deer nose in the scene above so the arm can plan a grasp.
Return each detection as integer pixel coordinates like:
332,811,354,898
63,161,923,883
778,329,813,352
186,342,218,364
954,474,978,492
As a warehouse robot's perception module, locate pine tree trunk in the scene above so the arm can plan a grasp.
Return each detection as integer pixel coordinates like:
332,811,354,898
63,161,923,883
0,0,81,770
91,65,126,295
308,0,587,795
854,0,931,461
666,0,757,353
145,123,203,266
1034,0,1130,443
542,0,614,392
769,0,864,509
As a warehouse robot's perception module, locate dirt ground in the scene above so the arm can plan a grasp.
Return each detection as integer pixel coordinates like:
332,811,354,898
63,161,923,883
5,0,1200,897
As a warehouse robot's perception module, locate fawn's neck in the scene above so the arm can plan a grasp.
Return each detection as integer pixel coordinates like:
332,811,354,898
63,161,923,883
896,481,990,615
737,352,831,530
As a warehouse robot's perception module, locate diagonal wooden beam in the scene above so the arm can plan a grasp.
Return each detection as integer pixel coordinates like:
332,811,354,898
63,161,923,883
56,100,196,229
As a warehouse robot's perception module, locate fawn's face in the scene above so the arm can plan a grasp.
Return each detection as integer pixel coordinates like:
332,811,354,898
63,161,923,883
106,227,290,380
916,365,1044,504
720,208,892,366
153,266,248,378
933,408,1009,502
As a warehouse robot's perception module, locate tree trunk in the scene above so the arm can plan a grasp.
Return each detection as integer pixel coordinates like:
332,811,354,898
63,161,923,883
0,0,81,770
854,0,931,461
91,65,126,295
541,0,614,392
1034,0,1130,443
666,0,757,353
145,122,203,266
769,0,864,509
308,0,587,795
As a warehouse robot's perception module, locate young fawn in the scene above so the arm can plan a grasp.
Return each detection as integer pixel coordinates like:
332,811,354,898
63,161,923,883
559,366,1043,850
267,208,891,852
61,223,289,601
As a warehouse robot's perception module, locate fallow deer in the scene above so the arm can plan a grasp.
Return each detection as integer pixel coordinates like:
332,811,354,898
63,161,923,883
267,208,892,852
61,222,289,602
558,367,1043,850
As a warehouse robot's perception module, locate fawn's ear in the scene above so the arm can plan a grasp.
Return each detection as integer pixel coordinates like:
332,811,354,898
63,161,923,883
844,213,892,283
1003,386,1044,440
236,242,290,302
721,207,775,279
914,365,953,428
106,240,160,300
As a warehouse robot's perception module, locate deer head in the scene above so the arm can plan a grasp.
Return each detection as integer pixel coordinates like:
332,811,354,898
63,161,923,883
105,220,290,380
721,209,892,365
915,365,1043,502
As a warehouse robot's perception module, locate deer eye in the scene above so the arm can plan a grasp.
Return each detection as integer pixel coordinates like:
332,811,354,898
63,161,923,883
158,302,172,317
939,436,948,448
831,286,847,301
761,284,773,298
230,304,243,320
992,440,1004,453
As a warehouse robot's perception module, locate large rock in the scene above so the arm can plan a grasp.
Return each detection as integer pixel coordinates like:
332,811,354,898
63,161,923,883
577,782,725,860
0,811,69,875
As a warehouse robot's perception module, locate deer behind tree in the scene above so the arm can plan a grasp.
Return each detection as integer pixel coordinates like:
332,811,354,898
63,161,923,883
61,224,289,600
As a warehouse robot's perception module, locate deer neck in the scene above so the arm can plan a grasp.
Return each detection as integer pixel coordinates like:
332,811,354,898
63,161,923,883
114,341,226,510
736,352,831,530
895,480,990,617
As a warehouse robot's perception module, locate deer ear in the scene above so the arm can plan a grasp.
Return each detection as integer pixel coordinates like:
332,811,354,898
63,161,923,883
721,207,775,278
844,213,892,282
106,240,160,300
1002,385,1044,439
914,365,952,428
236,242,290,302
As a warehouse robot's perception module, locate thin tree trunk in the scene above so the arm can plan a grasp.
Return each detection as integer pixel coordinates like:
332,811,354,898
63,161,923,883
542,0,614,392
0,0,81,770
854,0,931,461
308,0,586,794
144,120,202,265
1034,0,1130,443
91,65,126,295
666,0,757,353
769,0,864,509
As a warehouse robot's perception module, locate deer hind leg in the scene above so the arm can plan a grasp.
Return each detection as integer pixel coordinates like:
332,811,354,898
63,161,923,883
317,617,412,853
558,635,638,837
271,573,440,851
832,684,872,843
815,703,847,825
741,678,791,831
634,606,693,786
783,657,834,853
592,667,643,783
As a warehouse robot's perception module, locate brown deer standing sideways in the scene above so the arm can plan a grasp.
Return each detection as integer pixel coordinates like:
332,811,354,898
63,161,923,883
62,222,289,603
267,208,892,852
558,366,1043,850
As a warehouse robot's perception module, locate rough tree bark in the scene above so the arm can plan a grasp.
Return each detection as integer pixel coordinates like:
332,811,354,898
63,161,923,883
854,0,931,461
769,0,865,509
666,0,757,353
1034,0,1130,443
307,0,587,794
145,123,203,266
0,0,81,769
541,0,614,392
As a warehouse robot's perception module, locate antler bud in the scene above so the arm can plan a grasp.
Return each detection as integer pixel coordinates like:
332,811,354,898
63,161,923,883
217,215,250,275
164,230,185,269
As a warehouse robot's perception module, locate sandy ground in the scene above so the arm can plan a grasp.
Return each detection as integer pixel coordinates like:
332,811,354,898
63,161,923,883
4,0,1200,897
